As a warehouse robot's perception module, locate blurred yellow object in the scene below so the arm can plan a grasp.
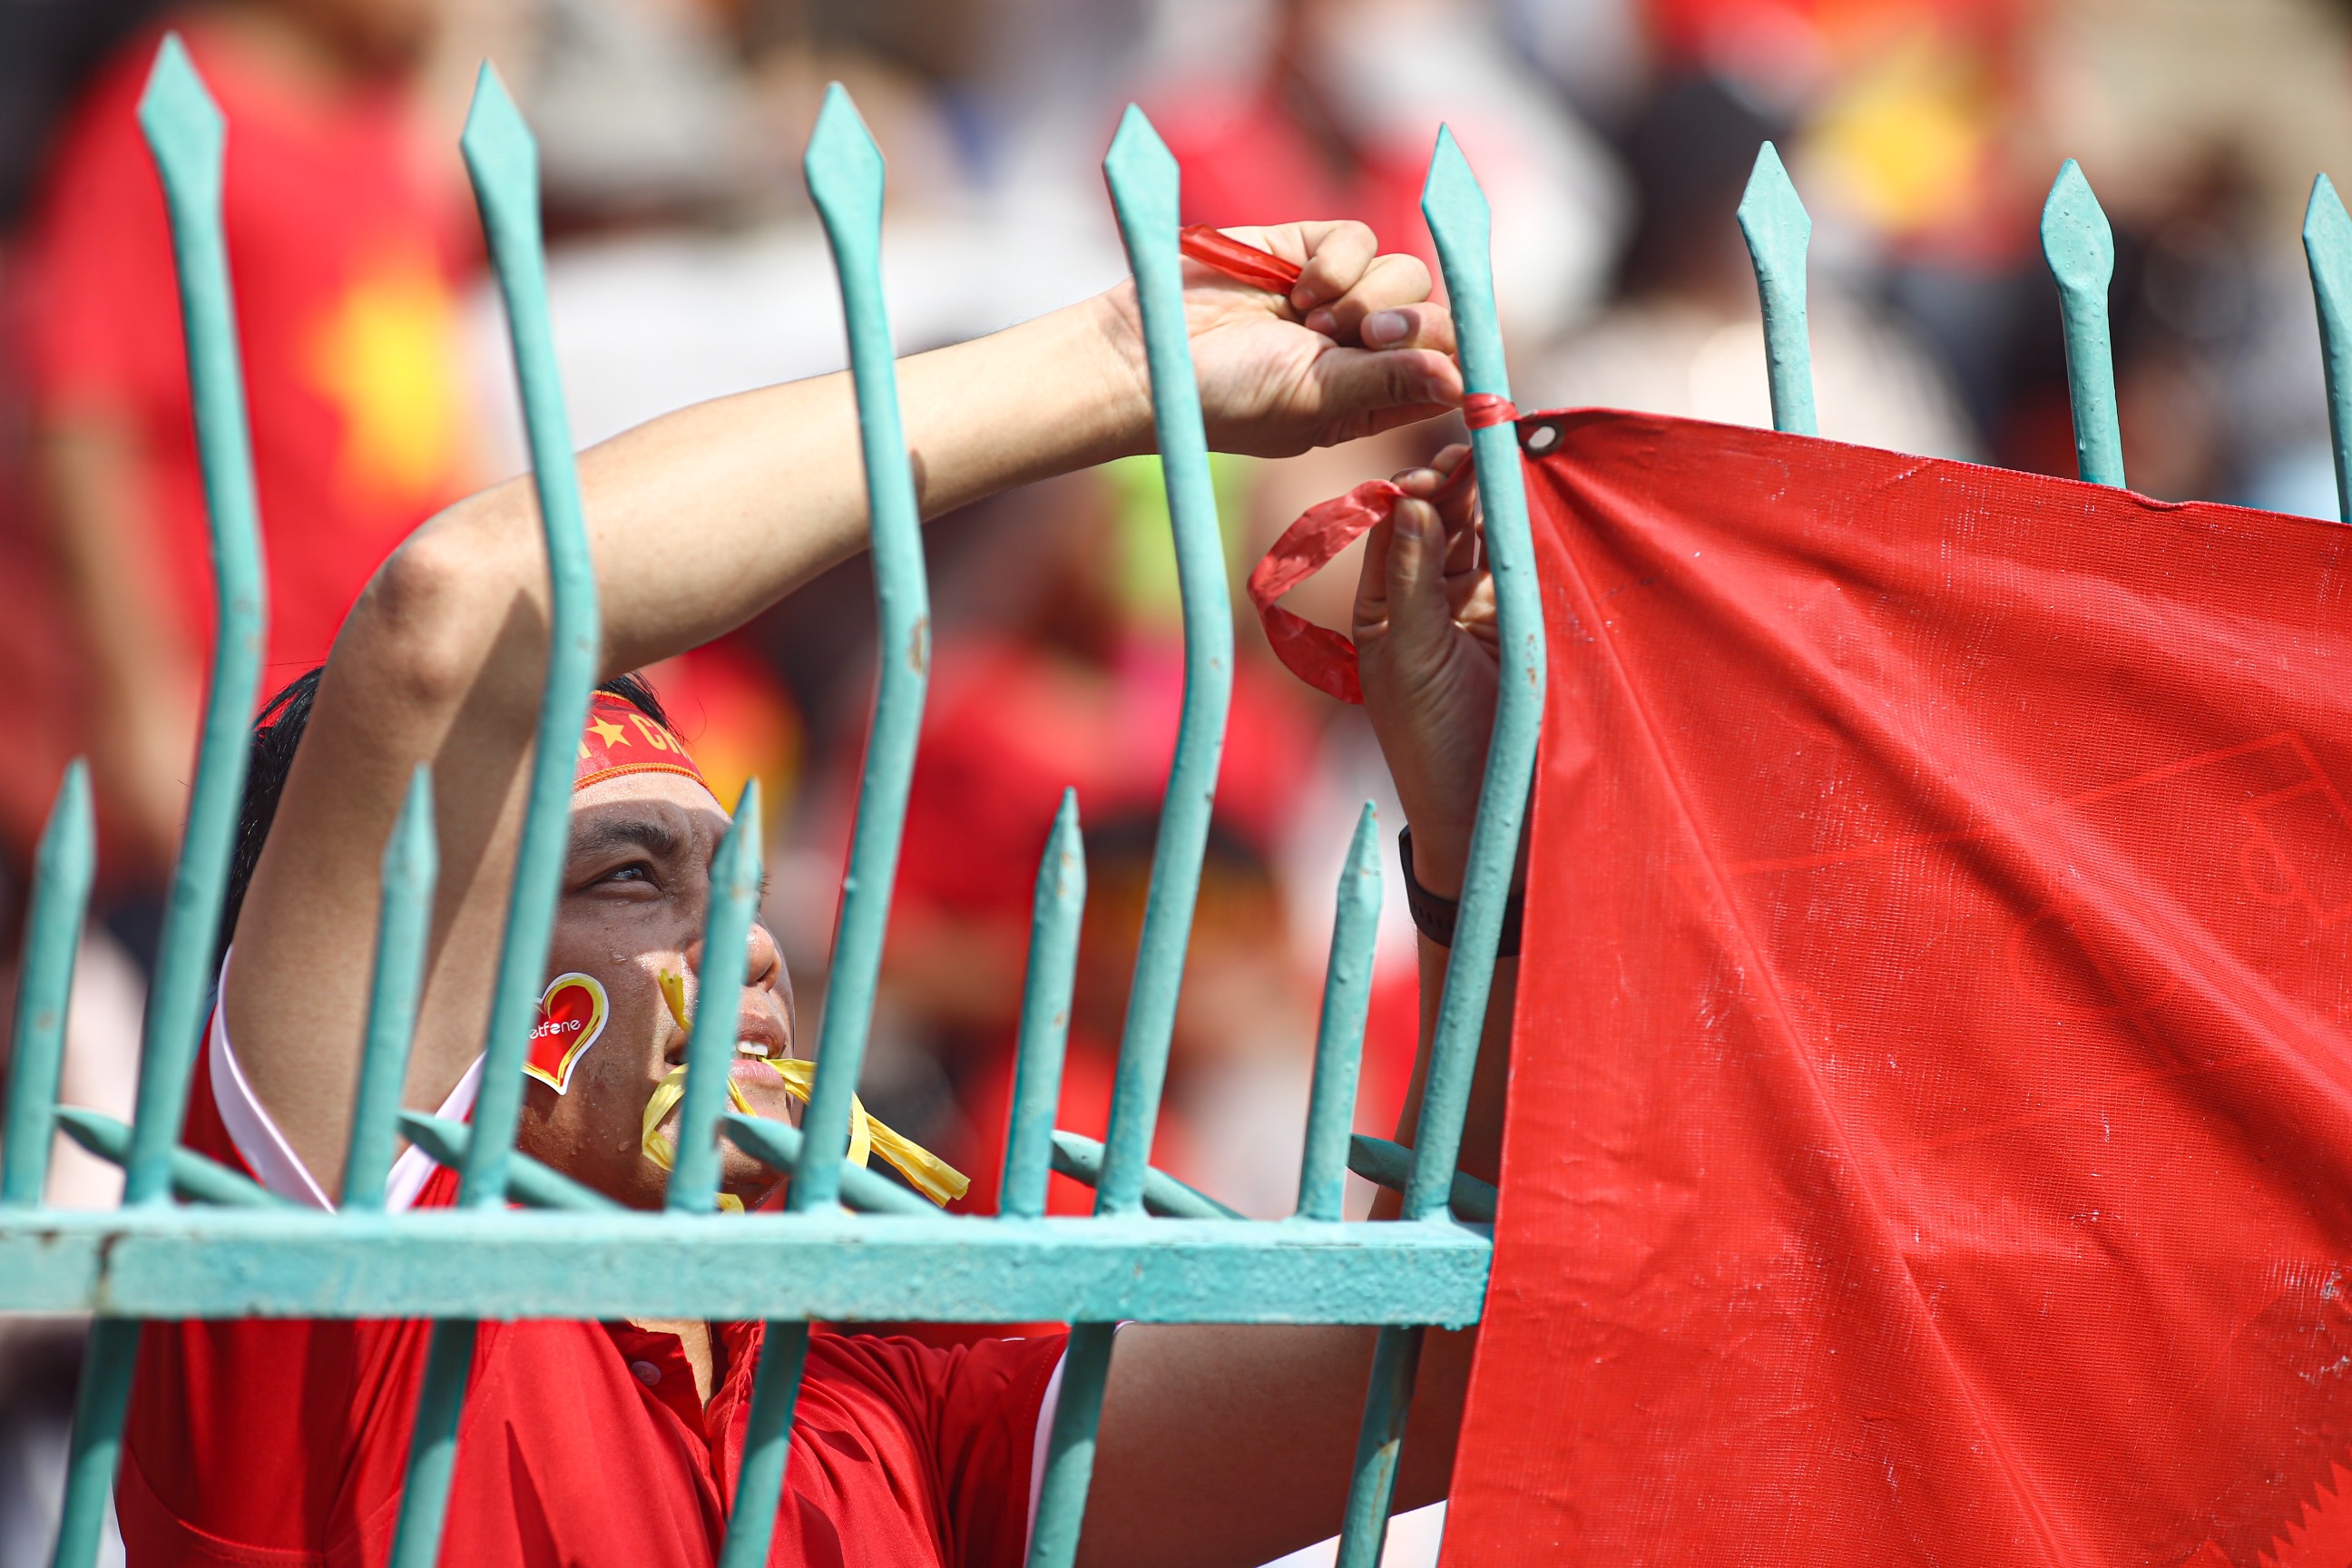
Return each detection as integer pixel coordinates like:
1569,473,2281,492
301,244,472,505
1809,31,1993,239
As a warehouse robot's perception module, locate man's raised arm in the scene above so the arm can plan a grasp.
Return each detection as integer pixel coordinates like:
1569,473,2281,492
225,222,1460,1199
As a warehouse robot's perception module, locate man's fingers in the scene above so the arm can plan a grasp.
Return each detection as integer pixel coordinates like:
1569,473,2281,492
1286,220,1381,313
1393,444,1471,498
1309,347,1464,426
1352,302,1459,359
1384,496,1453,647
1305,256,1446,348
1356,512,1395,625
1443,513,1482,574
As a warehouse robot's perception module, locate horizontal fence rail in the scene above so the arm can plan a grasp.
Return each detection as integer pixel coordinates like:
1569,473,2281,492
3,37,2274,1568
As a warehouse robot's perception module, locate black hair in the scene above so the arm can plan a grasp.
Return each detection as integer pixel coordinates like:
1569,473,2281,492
219,666,674,954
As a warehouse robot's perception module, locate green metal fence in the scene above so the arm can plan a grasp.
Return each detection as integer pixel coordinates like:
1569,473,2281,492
0,38,1526,1568
8,34,2350,1568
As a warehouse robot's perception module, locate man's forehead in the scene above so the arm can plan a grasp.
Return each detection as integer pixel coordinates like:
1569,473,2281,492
571,769,729,825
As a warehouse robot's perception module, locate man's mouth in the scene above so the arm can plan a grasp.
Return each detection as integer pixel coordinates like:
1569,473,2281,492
658,967,791,1063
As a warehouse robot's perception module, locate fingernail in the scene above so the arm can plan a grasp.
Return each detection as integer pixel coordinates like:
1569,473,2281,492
1304,308,1338,337
1363,310,1408,347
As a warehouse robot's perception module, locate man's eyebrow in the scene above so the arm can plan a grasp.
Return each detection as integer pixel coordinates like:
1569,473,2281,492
566,817,684,863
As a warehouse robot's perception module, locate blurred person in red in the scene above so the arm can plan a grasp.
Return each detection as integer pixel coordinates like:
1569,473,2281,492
1145,0,1622,349
881,464,1325,1225
15,0,475,917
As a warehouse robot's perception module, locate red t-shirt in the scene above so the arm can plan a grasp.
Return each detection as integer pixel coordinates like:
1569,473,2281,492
122,1035,1065,1567
18,22,480,686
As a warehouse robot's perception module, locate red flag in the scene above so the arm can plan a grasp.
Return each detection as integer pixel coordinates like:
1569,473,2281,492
1446,411,2352,1565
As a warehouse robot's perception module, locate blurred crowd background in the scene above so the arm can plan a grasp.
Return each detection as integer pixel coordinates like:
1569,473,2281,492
5,0,2352,1560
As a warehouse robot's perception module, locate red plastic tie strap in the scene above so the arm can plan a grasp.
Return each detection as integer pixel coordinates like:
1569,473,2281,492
1464,393,1519,429
1180,225,1305,292
1246,451,1487,704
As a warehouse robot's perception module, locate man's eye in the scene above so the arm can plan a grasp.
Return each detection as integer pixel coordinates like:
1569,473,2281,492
601,864,654,887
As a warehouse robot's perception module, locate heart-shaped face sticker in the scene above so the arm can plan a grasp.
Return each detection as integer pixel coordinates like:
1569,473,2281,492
525,972,609,1095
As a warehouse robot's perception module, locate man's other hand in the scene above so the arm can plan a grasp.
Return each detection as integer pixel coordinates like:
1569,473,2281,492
1354,446,1497,897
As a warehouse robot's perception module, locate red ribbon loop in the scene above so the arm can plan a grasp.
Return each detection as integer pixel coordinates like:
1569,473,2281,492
1245,445,1492,703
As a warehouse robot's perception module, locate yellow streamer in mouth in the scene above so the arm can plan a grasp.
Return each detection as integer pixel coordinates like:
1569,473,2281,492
645,971,969,1208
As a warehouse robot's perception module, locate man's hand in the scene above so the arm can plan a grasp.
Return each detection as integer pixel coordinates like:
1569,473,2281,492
1354,446,1497,897
1097,220,1462,456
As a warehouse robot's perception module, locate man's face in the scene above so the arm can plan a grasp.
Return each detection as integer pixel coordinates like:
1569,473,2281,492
515,769,799,1210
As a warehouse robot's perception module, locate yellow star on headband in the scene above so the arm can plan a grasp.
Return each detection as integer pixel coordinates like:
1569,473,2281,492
589,716,627,746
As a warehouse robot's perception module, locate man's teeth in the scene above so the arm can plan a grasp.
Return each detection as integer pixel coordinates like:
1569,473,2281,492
734,1040,770,1058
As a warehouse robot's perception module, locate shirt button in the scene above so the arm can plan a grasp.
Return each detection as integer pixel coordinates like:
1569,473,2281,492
630,1360,662,1387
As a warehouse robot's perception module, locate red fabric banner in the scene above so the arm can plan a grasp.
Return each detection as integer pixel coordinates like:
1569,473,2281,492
1446,410,2352,1565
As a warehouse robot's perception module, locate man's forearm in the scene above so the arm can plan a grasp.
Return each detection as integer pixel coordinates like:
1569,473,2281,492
1087,946,1517,1565
404,292,1148,686
1375,944,1517,1210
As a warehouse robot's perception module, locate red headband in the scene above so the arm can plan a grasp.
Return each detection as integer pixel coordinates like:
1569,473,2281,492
574,693,706,792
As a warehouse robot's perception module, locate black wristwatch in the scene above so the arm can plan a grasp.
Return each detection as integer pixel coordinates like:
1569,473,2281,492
1398,828,1523,957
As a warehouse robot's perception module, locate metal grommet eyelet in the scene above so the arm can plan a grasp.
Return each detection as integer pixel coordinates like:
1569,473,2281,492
1522,419,1563,456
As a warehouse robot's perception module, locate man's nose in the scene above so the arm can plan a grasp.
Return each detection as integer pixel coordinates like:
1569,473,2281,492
684,921,784,991
744,920,783,992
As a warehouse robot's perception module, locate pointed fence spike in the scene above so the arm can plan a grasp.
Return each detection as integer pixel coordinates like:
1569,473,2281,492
136,34,224,211
55,34,273,1567
1332,122,1554,1568
1094,103,1233,1219
3,761,96,1209
1296,803,1382,1221
788,83,931,1213
2304,173,2352,524
668,779,764,1213
1737,142,1818,437
1406,124,1539,1222
123,28,270,1211
804,82,887,241
1024,105,1240,1565
384,68,599,1568
2041,159,2125,488
342,767,437,1210
454,62,603,1208
1002,789,1085,1220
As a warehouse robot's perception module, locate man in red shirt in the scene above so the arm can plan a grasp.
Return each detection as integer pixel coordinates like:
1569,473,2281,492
18,0,473,881
130,220,1517,1566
